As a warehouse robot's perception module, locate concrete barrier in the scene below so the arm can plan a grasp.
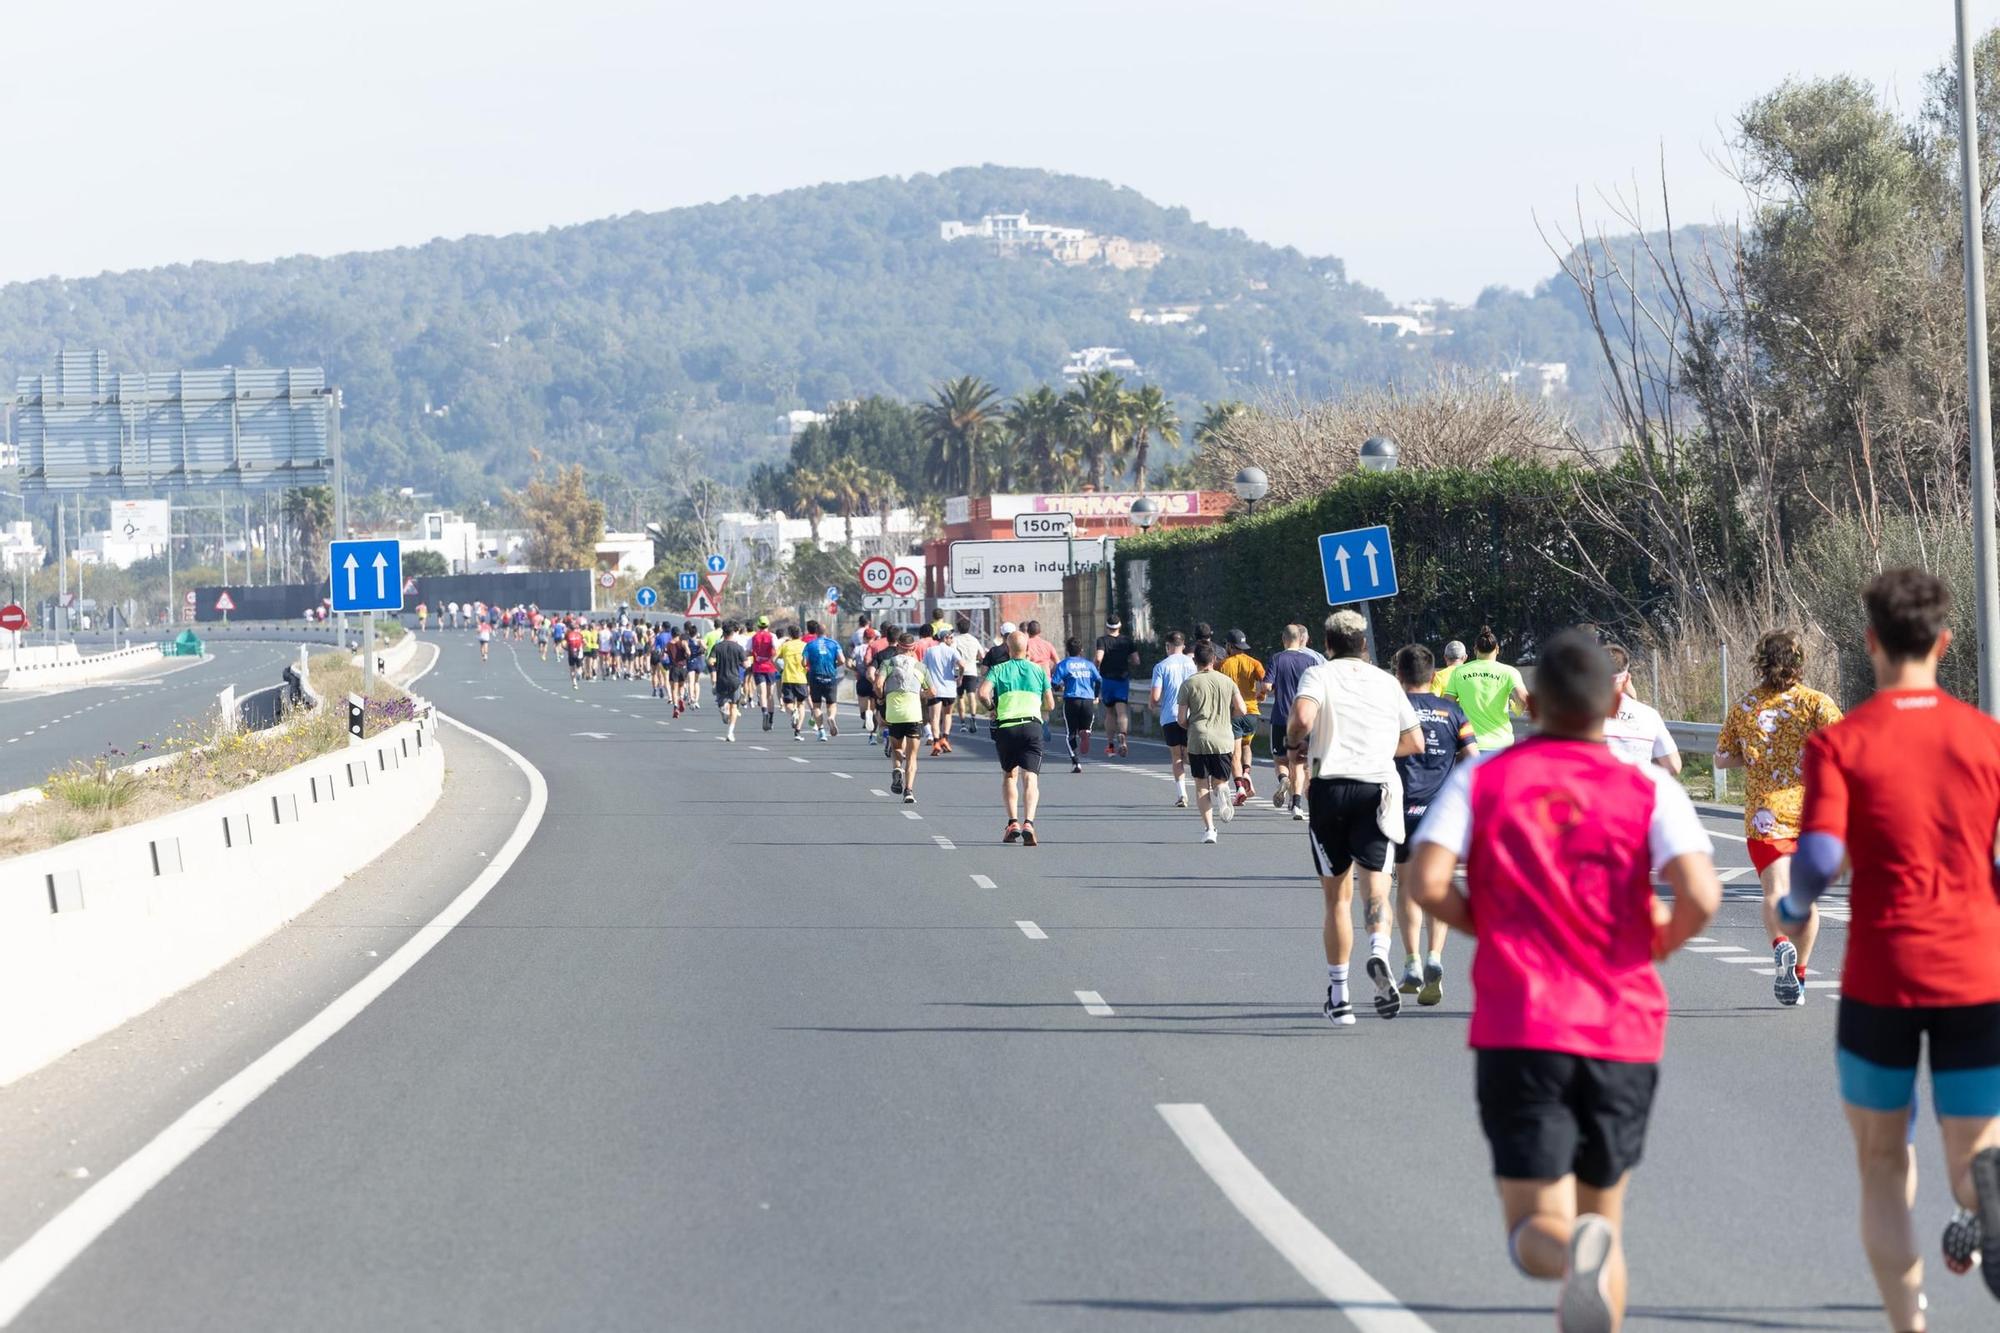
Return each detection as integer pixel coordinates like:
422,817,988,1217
0,709,445,1086
0,642,172,691
353,630,419,679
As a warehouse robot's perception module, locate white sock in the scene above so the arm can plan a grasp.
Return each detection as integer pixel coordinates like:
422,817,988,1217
1369,933,1390,964
1175,776,1187,795
1327,964,1349,1006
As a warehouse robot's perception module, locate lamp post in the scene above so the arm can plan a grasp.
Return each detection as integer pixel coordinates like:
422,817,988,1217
1355,437,1399,660
1955,0,2000,714
1232,466,1269,515
1130,496,1161,531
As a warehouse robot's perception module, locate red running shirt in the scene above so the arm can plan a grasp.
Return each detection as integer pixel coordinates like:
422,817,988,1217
750,630,779,675
1800,687,2000,1008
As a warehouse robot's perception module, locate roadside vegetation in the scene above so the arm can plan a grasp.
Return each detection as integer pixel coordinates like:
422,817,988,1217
0,650,415,858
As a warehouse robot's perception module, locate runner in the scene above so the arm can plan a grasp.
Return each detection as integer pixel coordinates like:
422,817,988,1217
581,621,600,681
852,626,880,739
749,616,780,728
416,602,429,633
564,620,585,689
1444,625,1529,750
667,626,691,713
1711,629,1841,1006
877,631,927,803
1218,629,1267,803
777,624,810,739
1431,639,1467,694
1179,639,1246,844
1263,623,1325,820
477,618,491,661
1389,643,1476,1006
979,630,1053,845
921,626,961,756
1286,609,1423,1020
1776,570,2000,1320
953,618,984,737
802,618,844,741
1094,617,1143,757
1601,645,1681,775
867,625,901,747
1406,628,1720,1333
686,622,707,710
1150,632,1198,807
1021,620,1059,675
647,622,669,699
709,619,748,742
1054,637,1104,774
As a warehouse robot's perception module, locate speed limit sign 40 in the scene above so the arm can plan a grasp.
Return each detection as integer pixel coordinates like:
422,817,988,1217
859,556,894,594
888,565,920,598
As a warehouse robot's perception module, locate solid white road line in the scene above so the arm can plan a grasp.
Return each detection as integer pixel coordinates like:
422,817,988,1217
0,715,548,1328
1015,920,1047,940
1075,990,1114,1016
970,874,996,889
1157,1104,1435,1332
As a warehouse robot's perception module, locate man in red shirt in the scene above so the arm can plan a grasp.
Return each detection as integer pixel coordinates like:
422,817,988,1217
1410,629,1719,1333
1785,568,2000,1320
748,615,780,730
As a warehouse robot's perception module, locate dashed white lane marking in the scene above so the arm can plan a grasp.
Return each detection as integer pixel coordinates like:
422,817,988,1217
871,789,890,797
902,809,923,820
788,756,809,764
1688,936,1715,944
683,727,698,732
831,771,853,780
750,745,768,752
1718,954,1781,965
1684,945,1746,953
1076,990,1114,1016
1015,920,1047,940
931,835,955,850
970,874,996,889
1157,1104,1434,1332
1717,867,1755,882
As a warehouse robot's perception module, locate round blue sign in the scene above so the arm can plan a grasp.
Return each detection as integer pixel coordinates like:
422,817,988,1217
636,586,658,607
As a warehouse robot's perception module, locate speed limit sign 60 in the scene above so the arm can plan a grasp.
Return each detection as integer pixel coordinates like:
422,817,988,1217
888,565,920,598
858,556,894,594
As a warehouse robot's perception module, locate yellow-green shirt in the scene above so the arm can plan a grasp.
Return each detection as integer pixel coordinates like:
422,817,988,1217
777,638,808,686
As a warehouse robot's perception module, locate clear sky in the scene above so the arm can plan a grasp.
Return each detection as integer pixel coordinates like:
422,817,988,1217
0,1,1971,302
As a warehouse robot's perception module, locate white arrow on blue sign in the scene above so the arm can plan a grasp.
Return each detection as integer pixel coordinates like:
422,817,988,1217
327,539,405,613
825,585,841,603
635,586,658,607
705,553,729,575
677,571,699,593
1316,524,1397,605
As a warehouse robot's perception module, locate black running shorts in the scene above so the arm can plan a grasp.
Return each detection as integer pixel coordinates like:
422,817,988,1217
1476,1048,1658,1188
1187,751,1232,781
782,682,808,703
715,681,741,705
1161,722,1189,749
994,723,1043,774
1306,777,1390,876
886,721,922,740
809,679,837,705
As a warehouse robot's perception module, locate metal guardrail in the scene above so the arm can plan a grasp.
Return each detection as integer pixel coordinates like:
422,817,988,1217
1667,720,1721,748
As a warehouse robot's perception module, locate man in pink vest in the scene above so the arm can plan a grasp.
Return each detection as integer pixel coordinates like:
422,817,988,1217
1407,628,1720,1333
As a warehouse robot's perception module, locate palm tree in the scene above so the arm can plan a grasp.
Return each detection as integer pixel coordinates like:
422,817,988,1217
917,376,1000,497
1194,400,1248,453
785,466,832,545
820,455,871,548
1002,385,1069,492
1124,383,1181,490
1062,370,1130,489
282,486,334,582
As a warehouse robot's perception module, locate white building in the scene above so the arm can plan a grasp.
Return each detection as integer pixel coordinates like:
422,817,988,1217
1061,347,1140,380
771,409,826,438
396,512,528,573
715,508,926,574
596,531,655,573
940,212,1164,270
0,521,43,573
1498,362,1571,397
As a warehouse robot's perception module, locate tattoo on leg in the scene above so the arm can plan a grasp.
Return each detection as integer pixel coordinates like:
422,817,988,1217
1365,900,1385,929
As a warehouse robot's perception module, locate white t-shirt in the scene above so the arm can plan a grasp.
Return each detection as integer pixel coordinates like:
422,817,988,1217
1603,694,1678,768
954,633,984,676
1415,753,1712,870
922,644,962,695
1294,658,1419,783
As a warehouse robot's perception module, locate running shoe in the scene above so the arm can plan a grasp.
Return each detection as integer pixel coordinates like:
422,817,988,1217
1003,821,1022,844
1117,737,1128,758
1944,1207,1981,1276
1292,802,1307,822
1322,986,1355,1027
829,720,839,738
818,729,828,742
1418,959,1445,1007
1365,956,1401,1019
1558,1215,1617,1333
1398,961,1422,995
1071,761,1083,774
1020,821,1038,847
1233,778,1250,808
1201,828,1218,844
1272,778,1289,810
1173,795,1187,808
938,739,953,754
763,709,774,731
890,770,904,795
1218,794,1234,823
1773,939,1803,1006
903,792,916,805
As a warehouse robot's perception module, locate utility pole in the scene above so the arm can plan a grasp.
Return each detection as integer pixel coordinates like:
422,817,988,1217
1959,0,2000,714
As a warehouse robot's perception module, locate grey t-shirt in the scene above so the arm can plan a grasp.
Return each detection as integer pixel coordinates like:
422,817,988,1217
1179,671,1240,755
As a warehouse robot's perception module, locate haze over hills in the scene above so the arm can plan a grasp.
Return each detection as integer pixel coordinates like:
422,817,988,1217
0,165,1647,503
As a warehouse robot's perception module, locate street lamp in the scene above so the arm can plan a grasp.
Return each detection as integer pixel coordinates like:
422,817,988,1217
1359,435,1400,473
1129,496,1161,531
1232,466,1269,514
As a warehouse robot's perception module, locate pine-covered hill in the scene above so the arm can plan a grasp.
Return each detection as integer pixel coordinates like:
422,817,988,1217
0,165,1614,501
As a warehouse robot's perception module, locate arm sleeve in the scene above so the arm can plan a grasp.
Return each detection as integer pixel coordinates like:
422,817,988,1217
1790,831,1845,908
1412,763,1474,859
1645,769,1712,869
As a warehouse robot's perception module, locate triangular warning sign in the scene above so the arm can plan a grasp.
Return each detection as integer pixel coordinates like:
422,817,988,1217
685,586,720,618
704,570,730,596
215,592,237,612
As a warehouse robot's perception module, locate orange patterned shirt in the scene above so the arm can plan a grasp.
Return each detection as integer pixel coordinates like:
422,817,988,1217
1716,682,1843,842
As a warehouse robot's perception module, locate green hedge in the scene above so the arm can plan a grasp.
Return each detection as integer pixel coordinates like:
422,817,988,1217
1116,461,1722,660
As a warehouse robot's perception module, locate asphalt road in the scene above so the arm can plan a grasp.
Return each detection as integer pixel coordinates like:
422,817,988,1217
0,640,303,790
0,632,1982,1331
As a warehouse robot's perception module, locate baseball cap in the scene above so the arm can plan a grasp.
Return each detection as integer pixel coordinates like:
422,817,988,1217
1000,621,1017,634
757,616,769,628
939,625,954,638
1226,628,1249,649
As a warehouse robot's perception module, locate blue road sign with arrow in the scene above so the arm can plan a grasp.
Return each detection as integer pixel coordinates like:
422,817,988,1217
677,571,699,593
328,539,404,613
1316,525,1397,605
705,553,729,575
635,586,658,608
